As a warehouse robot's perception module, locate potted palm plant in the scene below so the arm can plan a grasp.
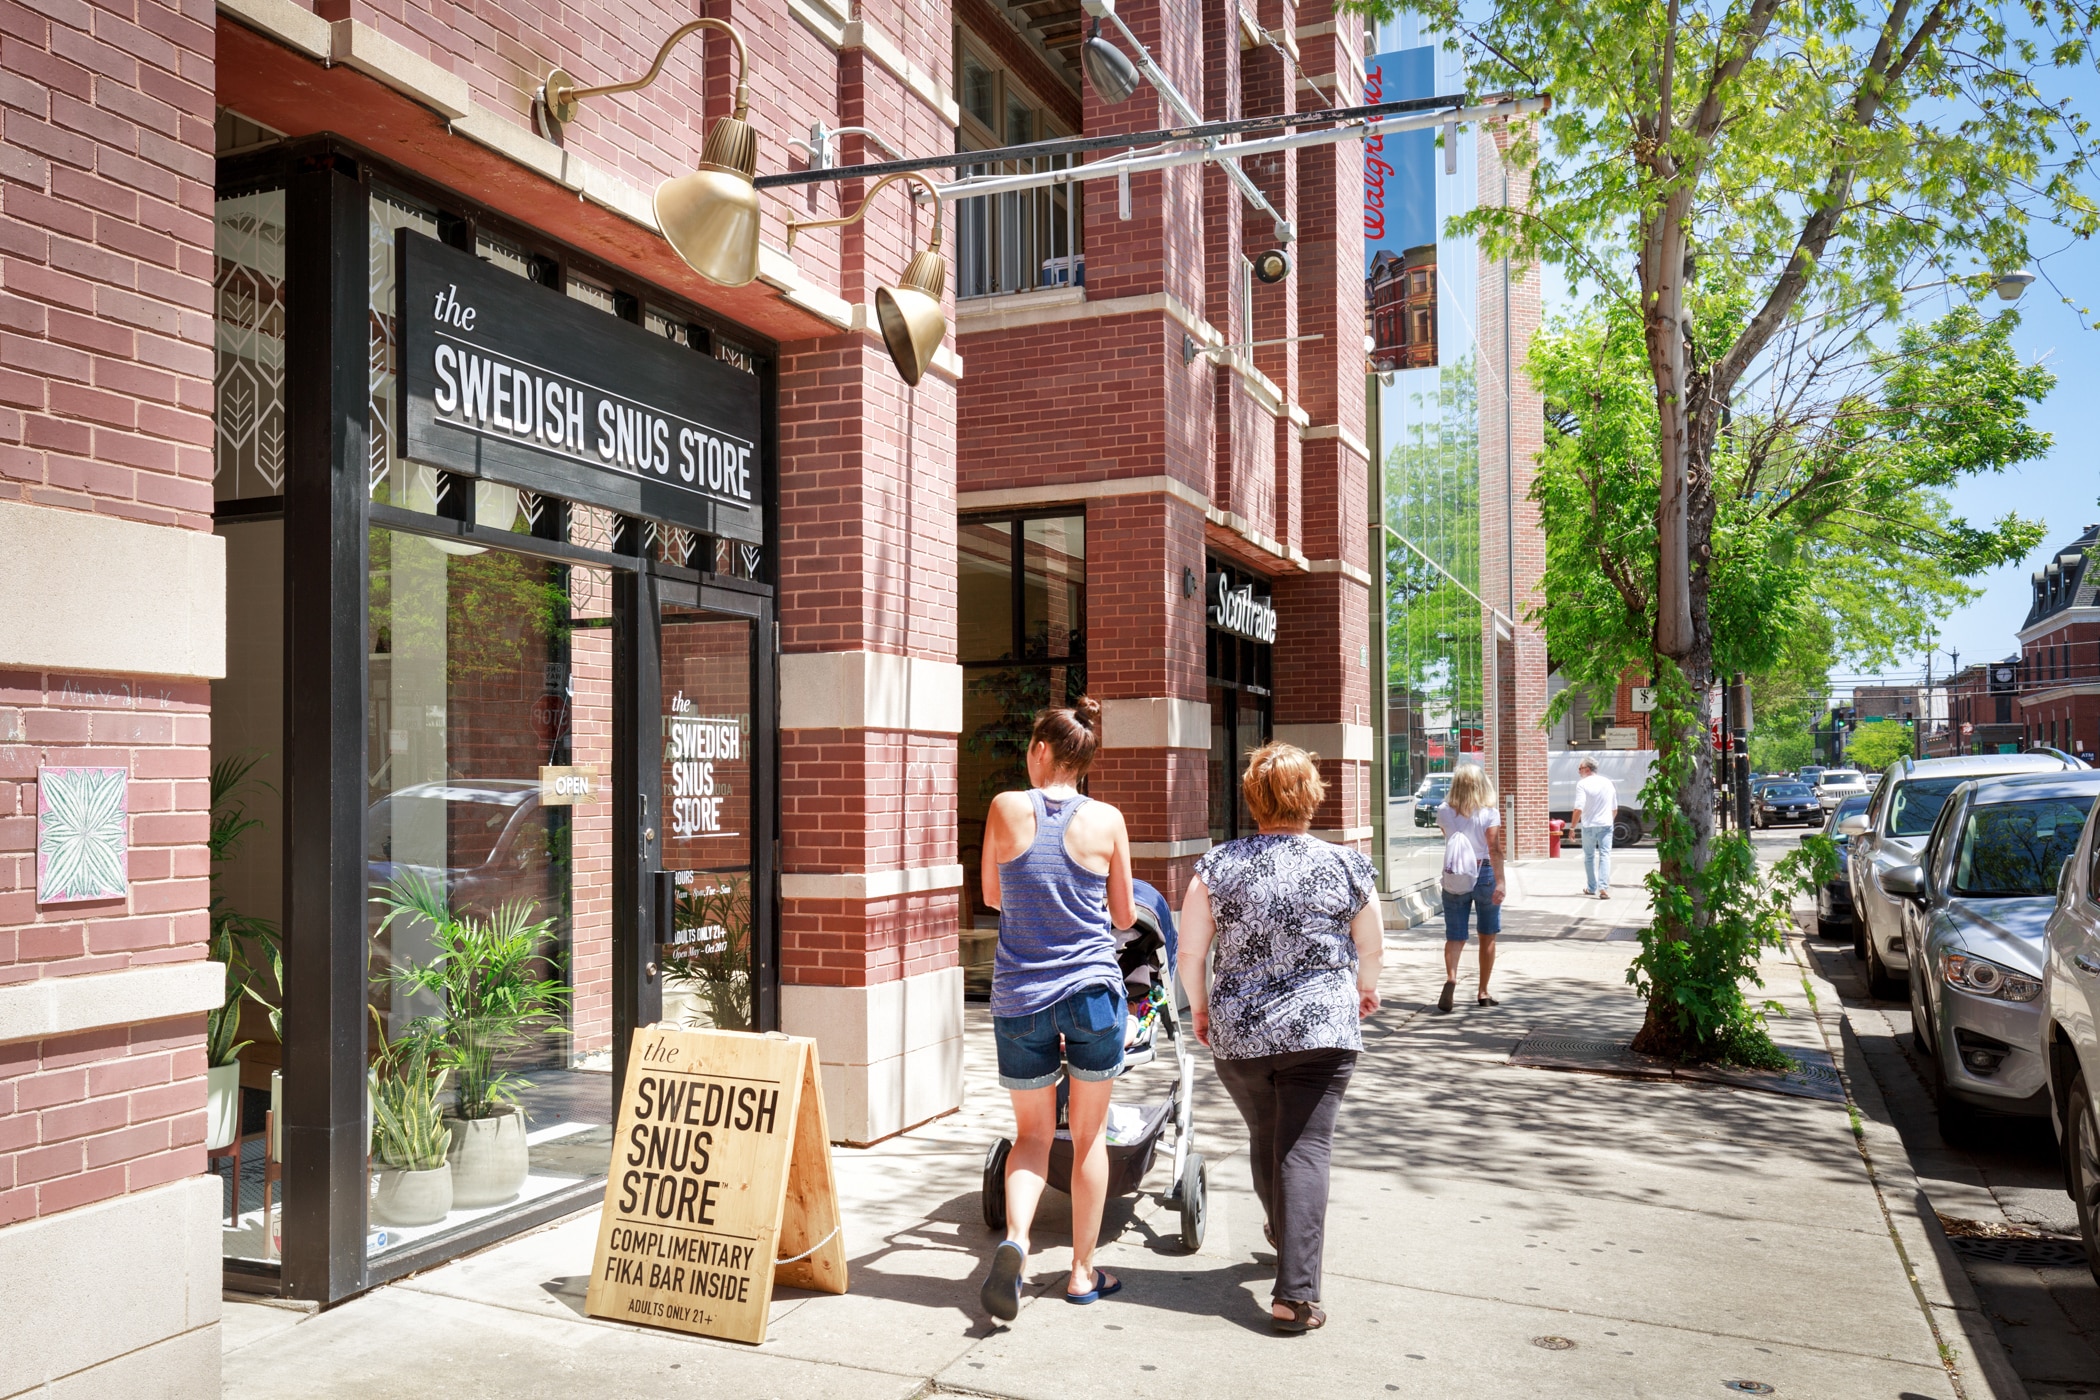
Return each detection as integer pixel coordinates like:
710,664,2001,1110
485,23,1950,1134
206,755,278,1152
662,877,752,1031
372,874,570,1208
367,1011,454,1226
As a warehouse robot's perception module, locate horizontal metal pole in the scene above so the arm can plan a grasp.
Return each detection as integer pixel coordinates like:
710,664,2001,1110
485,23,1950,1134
751,91,1475,191
931,96,1548,202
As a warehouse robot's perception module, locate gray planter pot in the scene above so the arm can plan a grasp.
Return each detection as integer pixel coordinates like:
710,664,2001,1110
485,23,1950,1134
371,1162,453,1226
445,1107,528,1207
206,1061,242,1151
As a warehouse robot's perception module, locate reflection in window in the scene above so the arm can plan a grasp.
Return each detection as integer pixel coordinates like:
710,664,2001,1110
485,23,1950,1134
214,189,287,501
368,190,443,510
957,513,1086,997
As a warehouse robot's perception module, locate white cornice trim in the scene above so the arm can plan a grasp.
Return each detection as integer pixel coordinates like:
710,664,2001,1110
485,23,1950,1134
1206,504,1310,571
1102,697,1211,751
0,962,224,1046
787,0,850,47
779,651,962,734
1130,838,1212,860
1275,722,1375,763
2020,683,2100,705
958,474,1208,516
2016,607,2100,643
843,20,962,127
782,864,965,901
1303,422,1371,461
1306,557,1374,587
1310,826,1374,843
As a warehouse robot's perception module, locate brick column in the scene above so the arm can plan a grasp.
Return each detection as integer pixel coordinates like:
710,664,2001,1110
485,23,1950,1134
1476,120,1549,857
772,2,964,1145
0,0,226,1387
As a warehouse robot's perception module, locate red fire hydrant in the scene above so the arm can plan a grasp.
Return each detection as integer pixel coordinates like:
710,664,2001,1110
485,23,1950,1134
1548,818,1566,859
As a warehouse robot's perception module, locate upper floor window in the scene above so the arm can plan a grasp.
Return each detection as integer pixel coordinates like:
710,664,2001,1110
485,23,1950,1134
953,32,1081,299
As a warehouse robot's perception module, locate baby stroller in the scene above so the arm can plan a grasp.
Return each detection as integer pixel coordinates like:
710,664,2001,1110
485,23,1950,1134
979,880,1207,1250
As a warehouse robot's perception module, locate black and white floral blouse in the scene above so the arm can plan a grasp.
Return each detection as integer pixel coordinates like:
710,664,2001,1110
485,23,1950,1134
1195,834,1379,1060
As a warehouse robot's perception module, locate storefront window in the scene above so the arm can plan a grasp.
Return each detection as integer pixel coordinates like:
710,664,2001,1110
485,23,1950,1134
363,525,615,1260
1206,559,1274,842
369,190,443,512
214,189,286,502
957,512,1086,996
659,608,756,1032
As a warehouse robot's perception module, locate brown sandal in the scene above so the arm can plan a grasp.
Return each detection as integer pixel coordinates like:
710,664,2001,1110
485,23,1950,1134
1271,1299,1327,1333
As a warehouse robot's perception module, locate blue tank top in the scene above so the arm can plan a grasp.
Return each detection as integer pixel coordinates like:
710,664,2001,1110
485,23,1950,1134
990,790,1123,1018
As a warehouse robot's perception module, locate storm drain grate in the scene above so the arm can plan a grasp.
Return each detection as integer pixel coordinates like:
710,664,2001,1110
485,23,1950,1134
1947,1235,2091,1269
1509,1034,1846,1102
1515,1036,1634,1061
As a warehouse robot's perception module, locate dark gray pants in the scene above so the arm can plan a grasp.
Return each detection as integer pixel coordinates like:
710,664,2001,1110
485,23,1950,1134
1213,1047,1357,1303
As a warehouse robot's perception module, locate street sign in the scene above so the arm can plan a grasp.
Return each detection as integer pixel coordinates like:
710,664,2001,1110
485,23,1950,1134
1630,687,1657,713
586,1026,846,1344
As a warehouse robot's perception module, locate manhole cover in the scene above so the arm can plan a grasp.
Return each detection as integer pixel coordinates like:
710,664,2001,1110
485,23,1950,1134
1723,1384,1774,1396
1947,1235,2091,1269
1531,1335,1576,1351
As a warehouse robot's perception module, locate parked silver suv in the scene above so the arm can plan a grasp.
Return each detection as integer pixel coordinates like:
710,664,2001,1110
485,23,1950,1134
1848,752,2085,998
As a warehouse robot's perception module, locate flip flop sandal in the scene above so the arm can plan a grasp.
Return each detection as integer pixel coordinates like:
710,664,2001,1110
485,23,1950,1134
1065,1269,1122,1304
1477,994,1500,1007
1271,1299,1327,1333
1436,981,1456,1013
979,1240,1026,1322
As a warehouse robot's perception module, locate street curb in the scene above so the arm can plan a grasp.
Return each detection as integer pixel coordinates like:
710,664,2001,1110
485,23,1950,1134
1793,940,2031,1400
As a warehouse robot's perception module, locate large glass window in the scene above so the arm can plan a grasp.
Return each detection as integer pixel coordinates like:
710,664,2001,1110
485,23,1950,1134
957,512,1086,996
952,34,1081,298
364,526,615,1261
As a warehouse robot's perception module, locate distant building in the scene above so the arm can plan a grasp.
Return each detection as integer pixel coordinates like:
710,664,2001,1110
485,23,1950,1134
2017,523,2100,760
1936,659,2026,756
1368,244,1438,370
1852,685,1923,724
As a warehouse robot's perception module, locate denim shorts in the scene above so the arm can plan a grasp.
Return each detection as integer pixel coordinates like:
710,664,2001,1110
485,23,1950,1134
1442,864,1501,942
992,984,1125,1090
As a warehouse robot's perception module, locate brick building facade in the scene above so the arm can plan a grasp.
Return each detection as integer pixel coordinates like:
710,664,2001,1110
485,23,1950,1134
2016,523,2100,761
0,0,1484,1380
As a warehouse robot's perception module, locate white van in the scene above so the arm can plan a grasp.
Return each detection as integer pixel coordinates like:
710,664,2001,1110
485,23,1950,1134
1548,750,1653,847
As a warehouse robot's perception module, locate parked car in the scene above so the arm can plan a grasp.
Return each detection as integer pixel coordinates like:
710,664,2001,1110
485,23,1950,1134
1803,793,1871,938
2042,790,2100,1285
1546,750,1650,846
1903,771,2100,1144
1753,781,1821,829
1413,772,1454,827
1850,753,2085,998
1813,769,1869,810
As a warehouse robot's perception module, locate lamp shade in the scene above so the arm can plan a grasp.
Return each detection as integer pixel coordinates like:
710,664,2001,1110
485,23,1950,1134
654,114,761,287
1081,25,1141,106
875,249,948,386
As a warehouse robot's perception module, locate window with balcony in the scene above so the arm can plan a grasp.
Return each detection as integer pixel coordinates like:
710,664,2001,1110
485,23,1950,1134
953,34,1082,299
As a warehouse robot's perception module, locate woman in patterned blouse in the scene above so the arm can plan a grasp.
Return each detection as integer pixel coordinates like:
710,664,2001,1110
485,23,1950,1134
1176,742,1383,1334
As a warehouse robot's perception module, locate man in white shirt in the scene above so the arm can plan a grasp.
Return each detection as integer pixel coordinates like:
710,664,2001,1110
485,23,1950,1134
1575,759,1617,900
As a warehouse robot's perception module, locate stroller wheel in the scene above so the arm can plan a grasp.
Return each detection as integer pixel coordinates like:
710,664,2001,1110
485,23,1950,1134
1178,1152,1207,1252
982,1137,1012,1231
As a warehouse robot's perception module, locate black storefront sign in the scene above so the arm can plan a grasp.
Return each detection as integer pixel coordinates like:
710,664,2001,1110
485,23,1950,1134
398,231,763,543
1207,570,1278,643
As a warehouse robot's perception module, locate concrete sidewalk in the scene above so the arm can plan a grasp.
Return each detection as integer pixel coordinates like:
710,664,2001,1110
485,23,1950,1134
223,853,2011,1398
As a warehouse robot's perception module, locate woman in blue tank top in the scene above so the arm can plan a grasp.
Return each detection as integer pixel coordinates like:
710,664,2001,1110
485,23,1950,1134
974,696,1136,1321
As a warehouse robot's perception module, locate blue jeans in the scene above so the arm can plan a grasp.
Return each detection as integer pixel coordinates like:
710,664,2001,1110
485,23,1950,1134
1581,822,1613,893
1442,864,1500,942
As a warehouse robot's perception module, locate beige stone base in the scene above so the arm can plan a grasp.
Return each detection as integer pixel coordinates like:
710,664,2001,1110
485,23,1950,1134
0,1176,221,1399
782,965,964,1146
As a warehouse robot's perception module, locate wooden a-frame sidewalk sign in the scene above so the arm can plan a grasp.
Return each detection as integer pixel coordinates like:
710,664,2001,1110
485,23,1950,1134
585,1026,847,1344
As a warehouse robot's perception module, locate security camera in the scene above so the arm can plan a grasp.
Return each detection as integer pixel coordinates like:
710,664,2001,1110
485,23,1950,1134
1252,249,1292,284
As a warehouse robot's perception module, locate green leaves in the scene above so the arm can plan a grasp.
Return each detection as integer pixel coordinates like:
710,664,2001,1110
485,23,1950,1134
368,1009,454,1172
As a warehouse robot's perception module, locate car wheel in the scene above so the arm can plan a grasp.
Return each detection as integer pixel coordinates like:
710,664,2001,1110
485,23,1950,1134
1928,1033,1982,1147
1865,930,1904,1001
1613,813,1642,847
2069,1074,2100,1288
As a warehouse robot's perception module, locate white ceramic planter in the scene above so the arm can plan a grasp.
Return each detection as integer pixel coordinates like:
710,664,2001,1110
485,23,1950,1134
371,1162,453,1226
206,1061,242,1151
661,985,699,1027
445,1107,528,1207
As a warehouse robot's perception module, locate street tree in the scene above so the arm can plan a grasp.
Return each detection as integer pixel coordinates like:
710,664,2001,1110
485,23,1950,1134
1845,720,1917,772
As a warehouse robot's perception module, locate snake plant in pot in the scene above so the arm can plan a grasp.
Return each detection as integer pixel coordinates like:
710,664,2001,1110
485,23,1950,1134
372,873,570,1208
206,755,279,1152
367,1010,454,1226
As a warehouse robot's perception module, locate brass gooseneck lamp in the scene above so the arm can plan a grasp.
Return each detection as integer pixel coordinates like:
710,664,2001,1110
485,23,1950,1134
541,19,762,287
787,172,949,387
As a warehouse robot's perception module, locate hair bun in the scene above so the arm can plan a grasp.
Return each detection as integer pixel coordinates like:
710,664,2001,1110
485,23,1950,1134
1073,695,1103,729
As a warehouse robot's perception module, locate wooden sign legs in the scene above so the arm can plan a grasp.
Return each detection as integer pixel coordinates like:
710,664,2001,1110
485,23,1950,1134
586,1028,847,1344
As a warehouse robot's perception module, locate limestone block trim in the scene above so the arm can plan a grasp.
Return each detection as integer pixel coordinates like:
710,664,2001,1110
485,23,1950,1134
958,474,1208,517
787,0,851,47
843,21,963,128
1274,722,1375,763
0,501,226,680
1306,557,1375,587
780,864,965,901
1311,825,1374,843
0,1176,220,1398
1206,503,1311,571
1131,837,1212,860
779,650,962,733
1101,697,1210,751
1303,421,1372,462
783,966,963,1144
2017,606,2100,642
218,6,858,333
0,962,225,1046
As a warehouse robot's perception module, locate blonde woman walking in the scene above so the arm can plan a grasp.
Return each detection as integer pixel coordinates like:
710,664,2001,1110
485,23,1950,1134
1435,763,1504,1012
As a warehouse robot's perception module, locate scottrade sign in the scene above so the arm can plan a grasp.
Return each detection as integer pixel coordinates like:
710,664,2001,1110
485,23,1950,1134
398,231,763,543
